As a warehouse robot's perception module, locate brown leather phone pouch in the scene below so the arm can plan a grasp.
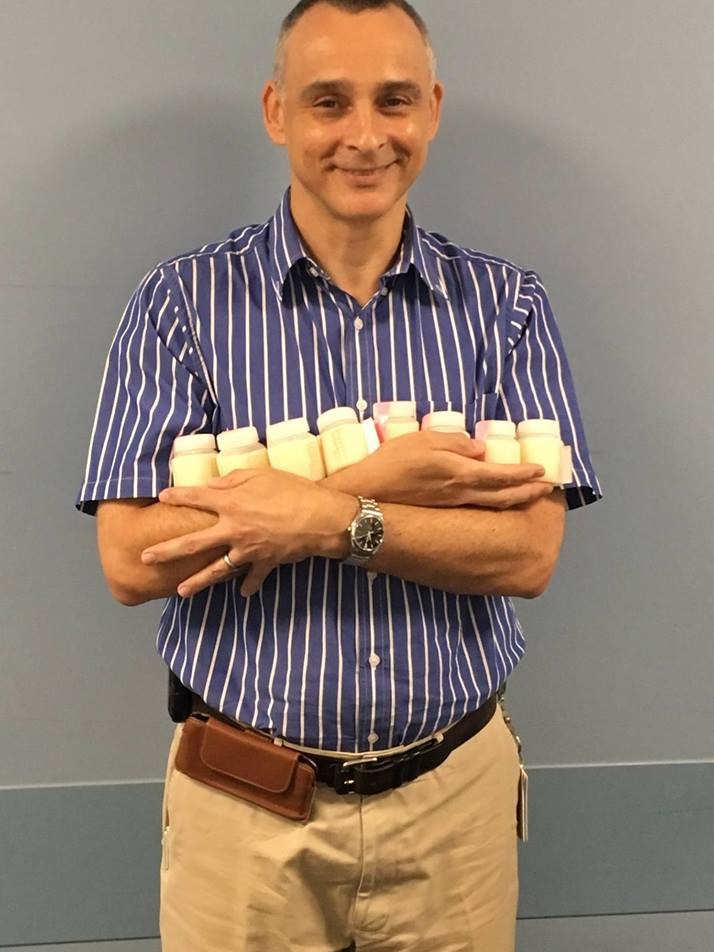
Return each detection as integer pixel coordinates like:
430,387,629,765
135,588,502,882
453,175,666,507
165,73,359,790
174,714,316,822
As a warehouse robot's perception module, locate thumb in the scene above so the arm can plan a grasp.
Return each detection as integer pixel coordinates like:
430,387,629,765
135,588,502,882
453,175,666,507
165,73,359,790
207,469,256,489
431,432,485,459
465,437,486,460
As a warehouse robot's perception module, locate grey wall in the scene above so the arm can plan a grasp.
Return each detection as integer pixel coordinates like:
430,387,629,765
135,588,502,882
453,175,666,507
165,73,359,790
2,0,712,948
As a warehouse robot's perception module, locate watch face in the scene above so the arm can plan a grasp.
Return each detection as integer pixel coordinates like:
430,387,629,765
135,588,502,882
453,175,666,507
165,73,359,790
354,515,384,553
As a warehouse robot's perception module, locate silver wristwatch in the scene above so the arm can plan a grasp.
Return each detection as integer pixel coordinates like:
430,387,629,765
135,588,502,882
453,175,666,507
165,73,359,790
344,497,385,568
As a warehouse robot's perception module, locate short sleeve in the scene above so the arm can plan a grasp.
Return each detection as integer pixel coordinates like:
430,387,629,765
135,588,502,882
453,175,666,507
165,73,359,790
496,272,603,511
75,267,215,515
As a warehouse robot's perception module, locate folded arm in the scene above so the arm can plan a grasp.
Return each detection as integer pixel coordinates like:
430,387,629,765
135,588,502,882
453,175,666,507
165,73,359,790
321,430,566,596
122,433,566,602
97,499,221,606
368,493,566,597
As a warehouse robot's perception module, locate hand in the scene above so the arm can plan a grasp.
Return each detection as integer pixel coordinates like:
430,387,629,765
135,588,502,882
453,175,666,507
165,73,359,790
325,430,555,509
140,469,358,598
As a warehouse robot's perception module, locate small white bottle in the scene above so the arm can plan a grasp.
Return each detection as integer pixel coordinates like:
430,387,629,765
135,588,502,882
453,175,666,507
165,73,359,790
266,417,325,481
475,420,521,465
317,407,369,475
170,434,219,487
362,418,381,454
559,445,573,485
517,419,563,484
421,410,468,435
382,401,420,440
216,427,270,476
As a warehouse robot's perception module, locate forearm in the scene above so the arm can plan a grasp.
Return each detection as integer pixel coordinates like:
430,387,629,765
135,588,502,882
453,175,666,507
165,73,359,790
99,500,223,605
122,454,562,603
323,457,555,596
365,502,552,598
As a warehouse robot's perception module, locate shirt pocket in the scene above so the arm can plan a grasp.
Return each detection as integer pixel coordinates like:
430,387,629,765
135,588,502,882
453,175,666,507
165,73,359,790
475,391,500,425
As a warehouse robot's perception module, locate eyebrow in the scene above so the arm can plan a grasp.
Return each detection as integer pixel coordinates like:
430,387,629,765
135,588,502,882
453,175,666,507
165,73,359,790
299,80,423,102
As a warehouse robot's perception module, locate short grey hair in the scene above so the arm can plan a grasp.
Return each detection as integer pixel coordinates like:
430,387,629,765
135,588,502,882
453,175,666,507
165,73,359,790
273,0,437,89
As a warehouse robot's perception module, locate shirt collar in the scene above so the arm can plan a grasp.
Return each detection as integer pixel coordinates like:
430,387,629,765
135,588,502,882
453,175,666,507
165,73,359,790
268,188,448,301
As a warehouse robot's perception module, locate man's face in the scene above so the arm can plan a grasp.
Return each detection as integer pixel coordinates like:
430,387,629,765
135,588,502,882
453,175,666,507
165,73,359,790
263,3,443,224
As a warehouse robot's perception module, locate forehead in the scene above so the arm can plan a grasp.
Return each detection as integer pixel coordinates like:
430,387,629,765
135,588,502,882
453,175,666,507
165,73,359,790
281,4,431,87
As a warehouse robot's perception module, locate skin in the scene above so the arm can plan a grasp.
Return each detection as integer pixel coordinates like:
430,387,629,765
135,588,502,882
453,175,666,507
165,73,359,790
117,3,565,602
262,3,444,303
136,442,559,601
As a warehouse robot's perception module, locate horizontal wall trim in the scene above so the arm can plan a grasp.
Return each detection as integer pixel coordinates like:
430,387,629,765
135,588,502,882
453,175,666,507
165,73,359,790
1,763,712,946
527,758,714,769
517,910,714,952
4,756,712,791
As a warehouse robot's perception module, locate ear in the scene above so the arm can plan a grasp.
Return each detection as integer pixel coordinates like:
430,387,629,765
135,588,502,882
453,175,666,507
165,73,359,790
427,81,444,142
262,81,287,146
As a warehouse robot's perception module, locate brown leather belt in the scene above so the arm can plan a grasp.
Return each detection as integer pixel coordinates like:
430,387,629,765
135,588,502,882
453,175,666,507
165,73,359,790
189,693,498,797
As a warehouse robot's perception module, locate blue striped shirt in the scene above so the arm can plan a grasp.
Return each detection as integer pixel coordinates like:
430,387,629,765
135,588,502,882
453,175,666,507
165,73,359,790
76,189,602,752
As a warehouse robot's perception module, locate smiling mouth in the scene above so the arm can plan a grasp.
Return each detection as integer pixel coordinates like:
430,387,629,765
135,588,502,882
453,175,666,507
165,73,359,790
341,165,389,172
336,163,396,179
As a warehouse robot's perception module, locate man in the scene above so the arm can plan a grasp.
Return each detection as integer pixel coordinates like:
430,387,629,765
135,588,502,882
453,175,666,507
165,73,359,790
76,1,602,949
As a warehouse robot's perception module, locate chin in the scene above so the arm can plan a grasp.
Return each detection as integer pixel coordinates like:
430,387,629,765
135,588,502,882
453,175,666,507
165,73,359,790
327,187,405,223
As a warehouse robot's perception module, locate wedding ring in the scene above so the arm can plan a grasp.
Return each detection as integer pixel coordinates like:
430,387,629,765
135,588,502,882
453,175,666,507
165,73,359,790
223,553,241,573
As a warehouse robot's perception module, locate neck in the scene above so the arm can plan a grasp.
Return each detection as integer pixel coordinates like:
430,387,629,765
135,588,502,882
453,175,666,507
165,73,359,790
289,185,407,306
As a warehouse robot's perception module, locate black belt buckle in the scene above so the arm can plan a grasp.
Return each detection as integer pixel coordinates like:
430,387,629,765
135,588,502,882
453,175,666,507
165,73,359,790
333,734,444,795
333,753,380,795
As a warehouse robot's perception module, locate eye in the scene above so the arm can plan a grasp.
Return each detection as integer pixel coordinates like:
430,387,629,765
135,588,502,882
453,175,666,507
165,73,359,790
315,98,341,110
382,97,410,109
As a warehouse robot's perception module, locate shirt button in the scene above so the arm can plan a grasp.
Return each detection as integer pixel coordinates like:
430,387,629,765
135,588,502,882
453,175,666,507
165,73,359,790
368,732,379,745
356,398,368,412
354,317,364,331
309,267,319,278
369,653,381,668
380,287,389,297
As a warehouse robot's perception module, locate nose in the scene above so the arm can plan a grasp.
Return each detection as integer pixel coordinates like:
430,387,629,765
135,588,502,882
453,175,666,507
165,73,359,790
344,102,387,155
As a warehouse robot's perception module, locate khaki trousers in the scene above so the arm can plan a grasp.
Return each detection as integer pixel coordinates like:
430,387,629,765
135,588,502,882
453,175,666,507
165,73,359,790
160,706,520,952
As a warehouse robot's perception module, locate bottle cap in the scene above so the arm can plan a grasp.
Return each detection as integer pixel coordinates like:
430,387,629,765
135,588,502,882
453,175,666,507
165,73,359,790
172,433,216,454
385,400,417,420
266,417,310,445
421,410,466,431
317,407,359,433
372,402,391,426
517,419,562,439
475,420,517,441
217,427,260,452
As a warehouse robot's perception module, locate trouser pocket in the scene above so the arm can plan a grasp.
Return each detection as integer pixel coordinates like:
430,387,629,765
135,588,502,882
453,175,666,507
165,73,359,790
498,701,528,842
161,724,184,871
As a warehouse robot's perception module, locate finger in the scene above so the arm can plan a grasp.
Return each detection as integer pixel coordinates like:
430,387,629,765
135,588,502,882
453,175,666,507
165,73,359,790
178,554,248,598
465,460,547,488
176,556,247,599
424,431,484,457
469,481,555,510
158,486,222,511
443,435,486,459
141,527,228,565
240,559,276,598
206,469,261,489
